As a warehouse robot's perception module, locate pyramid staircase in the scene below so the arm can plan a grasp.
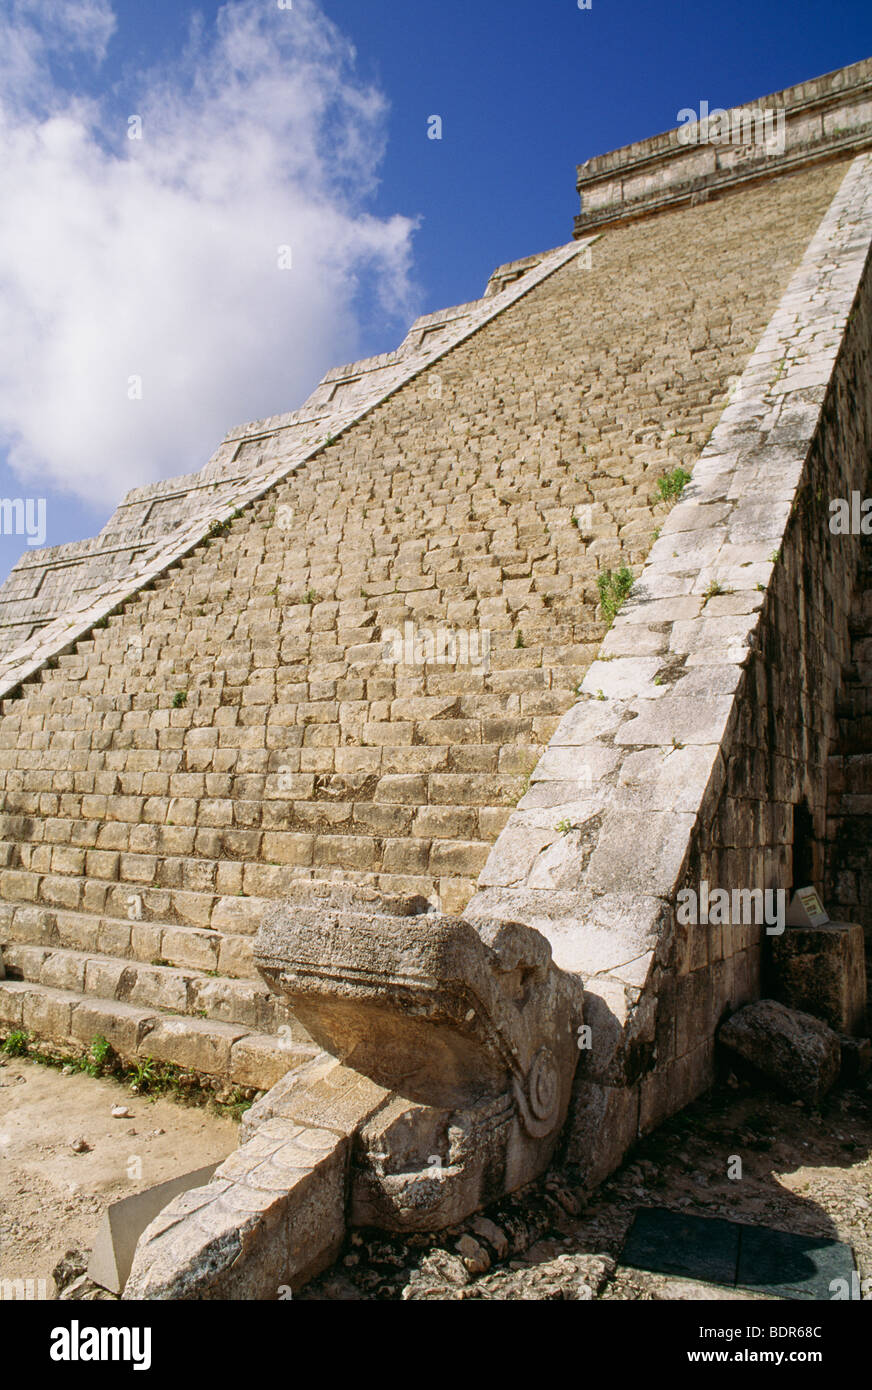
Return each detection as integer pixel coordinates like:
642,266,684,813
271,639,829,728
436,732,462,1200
0,159,850,1093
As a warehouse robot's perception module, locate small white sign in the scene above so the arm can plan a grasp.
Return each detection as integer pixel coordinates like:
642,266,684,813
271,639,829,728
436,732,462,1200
786,886,830,928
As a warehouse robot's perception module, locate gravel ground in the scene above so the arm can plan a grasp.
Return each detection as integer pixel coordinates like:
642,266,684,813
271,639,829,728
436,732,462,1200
0,1055,238,1297
2,1053,869,1302
301,1071,872,1301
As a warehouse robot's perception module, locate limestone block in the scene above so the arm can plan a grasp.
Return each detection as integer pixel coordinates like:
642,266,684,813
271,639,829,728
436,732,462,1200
639,1041,714,1134
71,998,156,1056
615,743,725,815
160,925,219,973
230,1034,310,1091
124,1120,348,1299
21,984,77,1040
770,921,867,1035
613,692,737,748
476,825,556,888
259,1053,391,1138
210,895,270,935
139,1016,247,1077
563,1079,641,1190
40,950,87,992
581,657,666,701
0,978,25,1024
216,932,255,978
351,1093,515,1231
585,810,696,897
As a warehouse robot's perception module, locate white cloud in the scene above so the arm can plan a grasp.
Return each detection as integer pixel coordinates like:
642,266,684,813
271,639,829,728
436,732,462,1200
0,0,418,505
1,0,116,110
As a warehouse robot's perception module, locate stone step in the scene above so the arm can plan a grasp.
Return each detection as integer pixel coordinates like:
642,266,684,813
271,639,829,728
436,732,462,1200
4,643,598,688
0,774,536,822
0,941,294,1035
0,766,529,814
0,875,435,948
0,721,555,763
271,878,433,916
0,832,495,922
0,979,315,1090
0,857,474,923
0,901,262,978
0,879,432,958
11,633,597,686
0,863,258,929
0,879,440,1091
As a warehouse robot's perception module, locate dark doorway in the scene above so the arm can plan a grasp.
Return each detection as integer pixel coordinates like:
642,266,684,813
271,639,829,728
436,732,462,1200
792,799,815,893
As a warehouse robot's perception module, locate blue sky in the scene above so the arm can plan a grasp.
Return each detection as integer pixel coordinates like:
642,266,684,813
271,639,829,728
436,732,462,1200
0,0,869,586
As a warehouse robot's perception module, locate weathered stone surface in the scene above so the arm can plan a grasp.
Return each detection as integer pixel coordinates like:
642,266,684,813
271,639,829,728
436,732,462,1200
255,902,585,1227
6,154,849,1114
563,1079,641,1190
350,1094,516,1231
124,894,586,1296
581,657,666,702
257,906,582,1107
124,1120,347,1300
574,59,872,237
465,147,872,1194
255,1053,391,1139
718,999,841,1103
770,921,867,1035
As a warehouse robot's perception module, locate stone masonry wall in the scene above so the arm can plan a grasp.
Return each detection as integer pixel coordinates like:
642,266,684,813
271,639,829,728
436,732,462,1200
825,541,872,995
467,153,872,1189
676,164,872,1111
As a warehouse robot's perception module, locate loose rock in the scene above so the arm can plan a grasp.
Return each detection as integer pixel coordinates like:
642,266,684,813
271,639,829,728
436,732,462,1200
718,999,841,1104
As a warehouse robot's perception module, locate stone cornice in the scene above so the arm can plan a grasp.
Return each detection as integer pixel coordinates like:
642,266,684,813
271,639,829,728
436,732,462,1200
574,58,872,237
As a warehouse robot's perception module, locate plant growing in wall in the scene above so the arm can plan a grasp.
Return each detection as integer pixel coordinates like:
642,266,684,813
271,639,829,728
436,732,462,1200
656,468,691,503
596,565,634,623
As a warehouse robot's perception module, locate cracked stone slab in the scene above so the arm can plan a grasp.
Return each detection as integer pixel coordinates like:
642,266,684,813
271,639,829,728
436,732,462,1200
613,693,736,748
581,657,667,701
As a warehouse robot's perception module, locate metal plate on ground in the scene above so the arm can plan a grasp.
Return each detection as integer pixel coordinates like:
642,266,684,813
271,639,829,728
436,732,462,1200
737,1223,856,1300
622,1208,739,1286
622,1208,855,1301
